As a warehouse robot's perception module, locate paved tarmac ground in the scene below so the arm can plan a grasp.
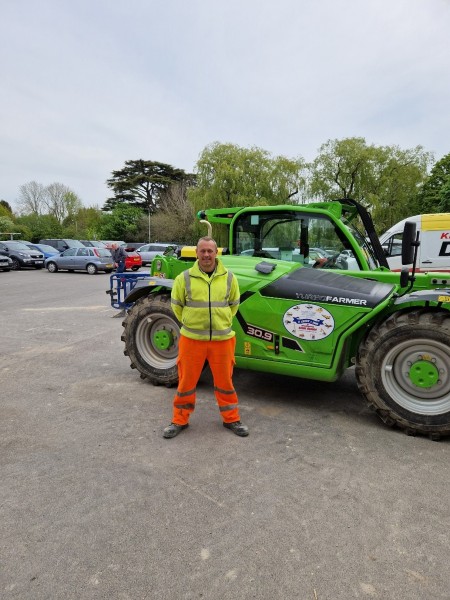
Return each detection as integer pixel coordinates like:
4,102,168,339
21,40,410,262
1,269,450,600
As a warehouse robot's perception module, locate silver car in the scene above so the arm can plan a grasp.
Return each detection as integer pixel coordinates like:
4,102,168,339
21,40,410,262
0,254,13,271
45,247,115,274
136,243,179,266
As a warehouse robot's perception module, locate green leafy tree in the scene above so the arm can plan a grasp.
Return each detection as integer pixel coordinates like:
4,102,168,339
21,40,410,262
16,213,62,242
99,204,144,241
0,200,13,216
104,160,192,213
190,142,305,212
0,216,32,240
438,179,450,212
62,207,104,240
309,138,432,232
0,216,15,233
415,152,450,214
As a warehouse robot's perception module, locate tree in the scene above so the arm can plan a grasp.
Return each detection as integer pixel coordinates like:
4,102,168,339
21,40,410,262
16,213,62,242
189,142,306,212
0,200,13,216
17,181,46,215
0,216,15,233
99,204,144,241
44,183,82,223
145,181,196,243
0,216,32,240
438,178,450,212
309,138,432,232
415,152,450,214
104,159,191,213
63,207,103,240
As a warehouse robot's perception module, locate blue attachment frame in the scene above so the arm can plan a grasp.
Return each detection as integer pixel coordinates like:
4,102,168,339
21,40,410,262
108,272,151,310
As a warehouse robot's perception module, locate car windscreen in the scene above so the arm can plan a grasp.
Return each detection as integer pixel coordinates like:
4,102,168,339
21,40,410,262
37,244,58,252
6,242,31,250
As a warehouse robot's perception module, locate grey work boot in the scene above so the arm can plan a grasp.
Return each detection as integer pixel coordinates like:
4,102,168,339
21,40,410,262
223,421,249,437
163,423,189,439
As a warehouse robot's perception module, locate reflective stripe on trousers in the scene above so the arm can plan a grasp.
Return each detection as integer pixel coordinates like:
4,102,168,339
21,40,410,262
172,335,240,426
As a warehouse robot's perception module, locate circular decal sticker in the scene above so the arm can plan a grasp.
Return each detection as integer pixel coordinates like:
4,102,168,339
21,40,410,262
154,259,162,271
283,304,334,341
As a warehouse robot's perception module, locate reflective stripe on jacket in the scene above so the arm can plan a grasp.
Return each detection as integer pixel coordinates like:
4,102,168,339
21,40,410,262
171,259,240,341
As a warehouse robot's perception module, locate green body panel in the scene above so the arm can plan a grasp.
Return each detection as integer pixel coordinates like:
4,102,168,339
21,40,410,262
145,244,450,384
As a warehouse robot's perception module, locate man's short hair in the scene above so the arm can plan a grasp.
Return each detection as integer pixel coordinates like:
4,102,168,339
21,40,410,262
197,236,218,250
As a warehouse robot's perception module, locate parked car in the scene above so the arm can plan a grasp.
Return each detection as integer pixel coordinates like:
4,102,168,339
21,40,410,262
24,243,60,261
123,250,142,271
80,240,109,249
45,247,115,274
0,241,45,270
39,238,85,252
0,254,13,271
121,242,147,252
136,243,180,266
101,240,126,249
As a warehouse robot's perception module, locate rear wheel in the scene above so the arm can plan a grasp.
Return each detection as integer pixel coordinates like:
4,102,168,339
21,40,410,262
47,262,58,273
356,310,450,439
121,293,180,386
86,263,98,275
131,266,140,271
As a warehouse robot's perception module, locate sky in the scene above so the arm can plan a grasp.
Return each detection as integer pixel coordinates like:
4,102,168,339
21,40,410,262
1,0,450,211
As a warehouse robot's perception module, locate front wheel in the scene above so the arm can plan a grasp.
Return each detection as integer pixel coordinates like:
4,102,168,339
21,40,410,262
47,262,58,273
356,310,450,439
10,257,20,270
121,293,180,386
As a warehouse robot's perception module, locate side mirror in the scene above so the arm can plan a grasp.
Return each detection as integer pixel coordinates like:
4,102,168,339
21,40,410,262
401,221,417,265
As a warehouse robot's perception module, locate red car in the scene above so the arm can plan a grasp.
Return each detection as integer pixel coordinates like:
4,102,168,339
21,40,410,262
122,246,142,271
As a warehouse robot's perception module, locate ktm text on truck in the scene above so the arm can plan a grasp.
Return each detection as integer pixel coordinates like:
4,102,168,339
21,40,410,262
115,199,450,440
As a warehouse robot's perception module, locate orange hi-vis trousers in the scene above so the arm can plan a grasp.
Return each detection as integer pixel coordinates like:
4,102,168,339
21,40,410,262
172,335,240,426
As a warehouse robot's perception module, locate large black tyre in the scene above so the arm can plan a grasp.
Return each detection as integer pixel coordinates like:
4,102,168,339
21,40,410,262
121,293,180,386
356,310,450,439
10,257,20,270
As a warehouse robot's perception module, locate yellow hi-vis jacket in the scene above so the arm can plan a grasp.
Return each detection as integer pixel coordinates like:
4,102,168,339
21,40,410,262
171,259,240,341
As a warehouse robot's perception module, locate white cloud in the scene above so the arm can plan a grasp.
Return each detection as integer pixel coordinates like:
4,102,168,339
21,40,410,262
1,0,449,209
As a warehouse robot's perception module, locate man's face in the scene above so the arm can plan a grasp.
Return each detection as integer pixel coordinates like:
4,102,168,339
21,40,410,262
196,240,218,273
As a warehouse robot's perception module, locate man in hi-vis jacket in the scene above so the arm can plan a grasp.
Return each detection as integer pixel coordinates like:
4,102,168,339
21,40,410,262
163,236,249,439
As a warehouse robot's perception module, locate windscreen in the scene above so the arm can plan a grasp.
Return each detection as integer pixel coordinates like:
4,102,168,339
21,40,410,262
233,210,363,270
